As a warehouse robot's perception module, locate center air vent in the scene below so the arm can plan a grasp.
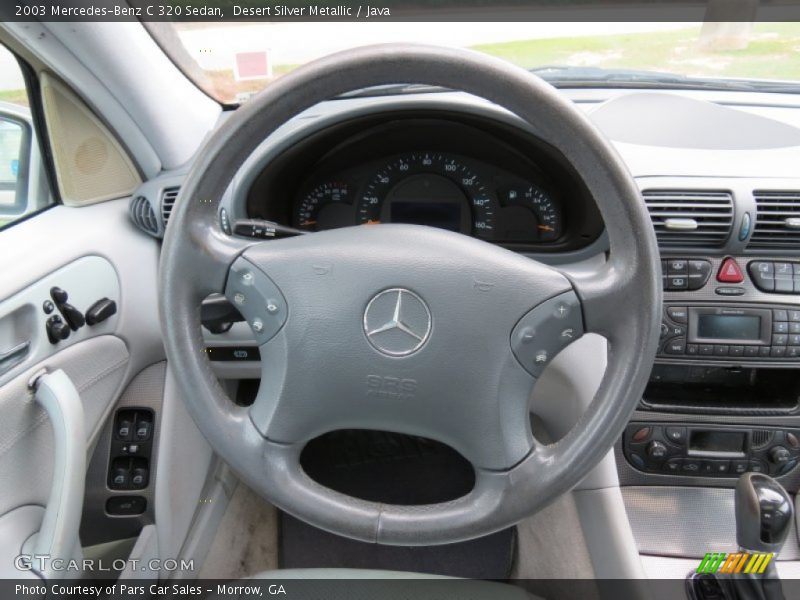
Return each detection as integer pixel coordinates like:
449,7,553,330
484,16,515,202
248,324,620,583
748,191,800,250
161,187,180,227
643,190,734,249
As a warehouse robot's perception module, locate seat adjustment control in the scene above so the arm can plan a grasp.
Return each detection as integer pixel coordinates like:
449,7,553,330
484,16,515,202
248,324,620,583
59,303,85,331
85,298,117,326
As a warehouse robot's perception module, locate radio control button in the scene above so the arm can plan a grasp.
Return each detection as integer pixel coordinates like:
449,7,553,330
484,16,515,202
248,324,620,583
729,345,744,357
749,460,767,473
718,258,744,283
774,309,789,321
790,334,800,346
700,344,714,356
714,345,729,356
668,325,686,337
744,346,759,357
790,322,800,334
667,306,688,323
774,321,789,334
790,310,800,322
749,261,775,292
759,346,772,357
665,338,686,355
773,334,788,346
686,344,699,355
786,347,800,358
771,347,787,358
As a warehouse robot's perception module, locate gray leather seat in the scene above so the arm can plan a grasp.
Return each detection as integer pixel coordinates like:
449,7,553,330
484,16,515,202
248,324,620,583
213,568,537,599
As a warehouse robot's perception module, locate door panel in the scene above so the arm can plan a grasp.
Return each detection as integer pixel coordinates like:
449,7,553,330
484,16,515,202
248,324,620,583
0,199,164,578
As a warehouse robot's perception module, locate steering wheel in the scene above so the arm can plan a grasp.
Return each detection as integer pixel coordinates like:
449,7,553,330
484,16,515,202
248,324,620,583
160,44,661,545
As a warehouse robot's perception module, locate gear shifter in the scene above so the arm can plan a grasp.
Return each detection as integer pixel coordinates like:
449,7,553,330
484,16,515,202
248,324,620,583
688,473,793,600
736,472,794,553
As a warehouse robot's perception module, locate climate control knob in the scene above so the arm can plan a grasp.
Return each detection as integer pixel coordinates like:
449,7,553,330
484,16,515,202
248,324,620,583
647,441,668,460
770,446,791,465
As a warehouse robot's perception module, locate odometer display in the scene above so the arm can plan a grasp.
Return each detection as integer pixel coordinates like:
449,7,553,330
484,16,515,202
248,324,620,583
356,153,496,238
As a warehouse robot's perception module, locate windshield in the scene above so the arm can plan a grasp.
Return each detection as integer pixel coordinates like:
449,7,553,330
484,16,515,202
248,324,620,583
158,21,800,104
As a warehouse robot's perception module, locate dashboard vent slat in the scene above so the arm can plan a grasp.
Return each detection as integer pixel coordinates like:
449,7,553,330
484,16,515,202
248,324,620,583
161,187,180,227
643,190,734,249
129,195,159,236
749,191,800,249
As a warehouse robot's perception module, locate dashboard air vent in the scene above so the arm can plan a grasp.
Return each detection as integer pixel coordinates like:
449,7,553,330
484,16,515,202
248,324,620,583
129,195,159,236
161,187,180,227
642,190,734,249
749,191,800,250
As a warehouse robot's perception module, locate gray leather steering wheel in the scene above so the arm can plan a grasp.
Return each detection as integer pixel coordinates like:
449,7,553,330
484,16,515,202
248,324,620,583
160,44,662,545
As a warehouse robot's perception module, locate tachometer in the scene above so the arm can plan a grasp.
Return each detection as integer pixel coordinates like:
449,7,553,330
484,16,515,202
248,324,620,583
356,153,496,238
295,182,353,231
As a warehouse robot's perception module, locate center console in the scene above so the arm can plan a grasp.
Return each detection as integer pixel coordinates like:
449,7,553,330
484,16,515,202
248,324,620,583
620,254,800,485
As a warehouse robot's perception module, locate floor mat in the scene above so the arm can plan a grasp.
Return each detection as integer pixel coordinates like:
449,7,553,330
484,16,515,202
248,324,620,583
280,430,516,579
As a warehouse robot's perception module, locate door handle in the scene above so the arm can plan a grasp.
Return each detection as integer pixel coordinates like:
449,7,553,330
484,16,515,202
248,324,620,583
22,369,85,580
0,340,30,373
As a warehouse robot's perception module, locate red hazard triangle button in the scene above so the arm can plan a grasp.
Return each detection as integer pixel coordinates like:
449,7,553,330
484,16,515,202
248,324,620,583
717,258,744,283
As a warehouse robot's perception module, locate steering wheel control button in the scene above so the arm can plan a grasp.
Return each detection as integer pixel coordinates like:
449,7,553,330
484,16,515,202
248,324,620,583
225,258,288,345
717,258,744,284
510,290,584,377
363,288,432,357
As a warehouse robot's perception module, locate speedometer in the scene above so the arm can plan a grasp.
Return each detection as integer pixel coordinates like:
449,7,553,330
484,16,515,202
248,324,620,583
356,153,496,238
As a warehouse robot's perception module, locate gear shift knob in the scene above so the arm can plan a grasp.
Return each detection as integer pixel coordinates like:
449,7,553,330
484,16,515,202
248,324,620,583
735,472,794,553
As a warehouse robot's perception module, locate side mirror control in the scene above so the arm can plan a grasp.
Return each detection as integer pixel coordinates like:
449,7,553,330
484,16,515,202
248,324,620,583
46,315,70,344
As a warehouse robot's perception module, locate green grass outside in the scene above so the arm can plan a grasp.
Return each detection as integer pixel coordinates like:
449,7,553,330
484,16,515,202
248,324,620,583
471,23,800,82
0,89,28,107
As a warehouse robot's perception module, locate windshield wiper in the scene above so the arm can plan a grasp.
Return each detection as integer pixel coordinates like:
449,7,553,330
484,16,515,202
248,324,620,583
529,65,800,93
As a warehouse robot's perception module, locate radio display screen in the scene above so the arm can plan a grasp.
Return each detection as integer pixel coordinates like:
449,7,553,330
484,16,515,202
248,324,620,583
696,314,761,341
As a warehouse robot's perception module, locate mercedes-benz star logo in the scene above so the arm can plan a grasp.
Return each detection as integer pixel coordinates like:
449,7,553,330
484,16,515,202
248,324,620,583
363,288,432,357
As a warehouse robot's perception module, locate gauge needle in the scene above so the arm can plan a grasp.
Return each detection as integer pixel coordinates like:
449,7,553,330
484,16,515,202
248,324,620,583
300,220,317,227
366,219,382,225
538,225,555,232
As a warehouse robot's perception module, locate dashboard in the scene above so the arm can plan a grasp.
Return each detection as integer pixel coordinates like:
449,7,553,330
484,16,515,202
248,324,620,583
244,113,604,252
